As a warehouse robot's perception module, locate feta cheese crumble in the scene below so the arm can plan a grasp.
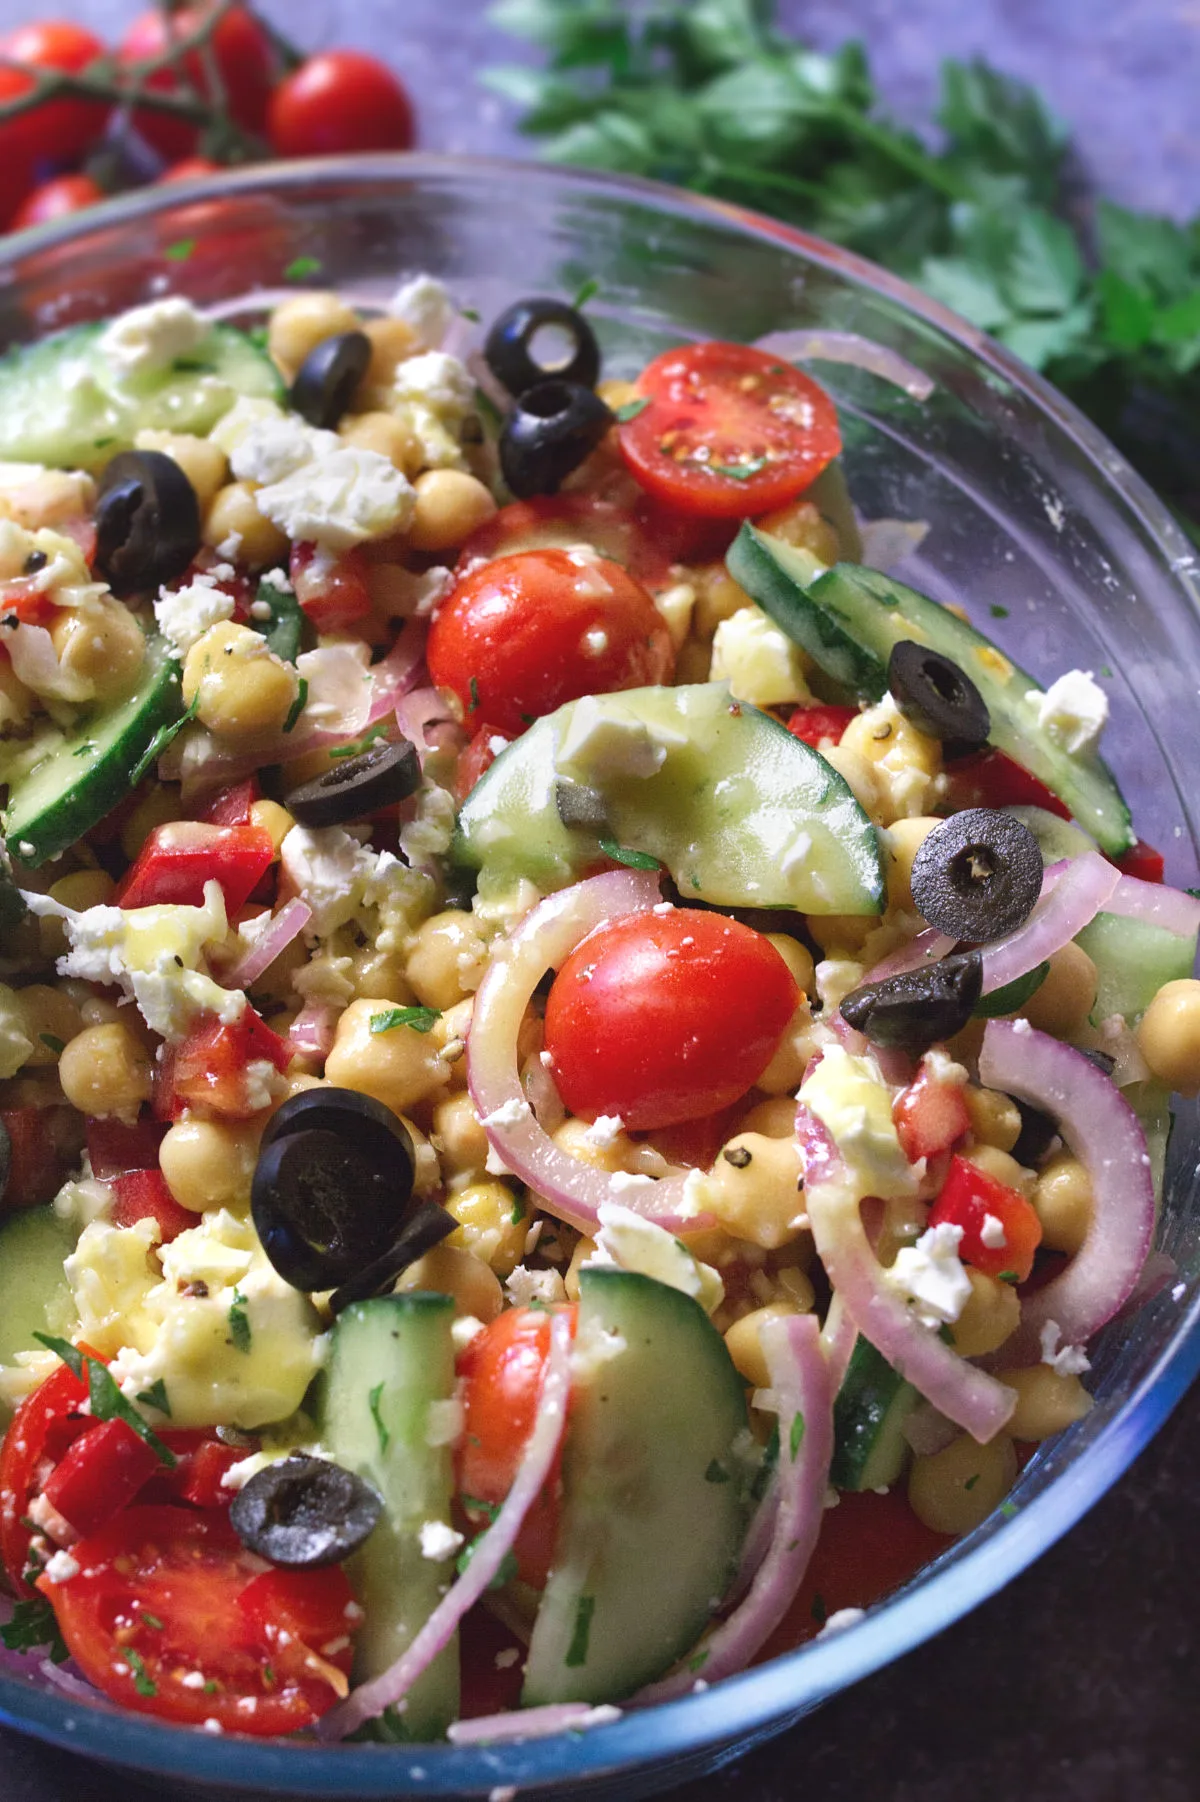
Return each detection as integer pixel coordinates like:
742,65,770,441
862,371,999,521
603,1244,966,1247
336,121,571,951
887,1222,971,1329
979,1213,1007,1250
99,297,208,377
419,1519,465,1562
255,448,415,551
710,606,811,707
1039,1319,1091,1376
1031,668,1109,756
389,274,455,349
391,350,475,470
154,573,235,657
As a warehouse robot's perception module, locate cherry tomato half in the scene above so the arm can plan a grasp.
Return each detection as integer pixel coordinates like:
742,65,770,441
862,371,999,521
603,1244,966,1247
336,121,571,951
428,548,673,734
618,342,841,519
118,5,274,160
544,906,800,1130
43,1505,356,1732
267,51,415,157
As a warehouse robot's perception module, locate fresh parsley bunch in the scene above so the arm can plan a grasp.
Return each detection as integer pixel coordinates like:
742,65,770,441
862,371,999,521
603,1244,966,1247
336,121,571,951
485,0,1200,529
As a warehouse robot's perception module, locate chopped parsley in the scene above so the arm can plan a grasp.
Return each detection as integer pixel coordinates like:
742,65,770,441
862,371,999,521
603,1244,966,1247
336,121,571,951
704,1458,731,1484
810,1592,827,1626
284,255,323,282
709,456,769,481
0,1596,68,1663
989,603,1010,618
368,1382,391,1455
510,1194,526,1226
124,1647,157,1697
688,1648,709,1672
460,1495,502,1524
565,1594,596,1668
38,1033,65,1055
130,691,200,788
140,1613,165,1631
615,396,650,423
35,1335,176,1468
789,1411,806,1460
997,1270,1020,1284
228,1290,252,1354
282,677,308,734
163,239,196,263
328,720,390,760
964,1472,980,1491
1000,1499,1019,1519
369,1006,442,1036
571,275,600,309
597,837,661,871
136,1378,171,1417
454,1535,518,1591
459,305,482,322
469,676,480,711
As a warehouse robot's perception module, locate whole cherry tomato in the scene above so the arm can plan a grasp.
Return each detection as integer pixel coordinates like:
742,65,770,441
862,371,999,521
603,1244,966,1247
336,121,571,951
544,906,800,1129
427,547,674,734
118,5,274,160
11,174,104,230
158,155,222,182
0,20,107,221
267,51,414,157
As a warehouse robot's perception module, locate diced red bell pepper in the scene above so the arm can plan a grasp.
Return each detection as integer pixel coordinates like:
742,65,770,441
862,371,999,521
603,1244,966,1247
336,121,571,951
927,1153,1043,1282
291,541,373,631
786,703,858,750
454,724,514,804
942,748,1071,822
85,1114,166,1180
893,1062,971,1164
154,1005,291,1122
160,1432,244,1508
116,820,274,913
1,1106,78,1211
111,1169,196,1244
197,777,261,827
41,1416,161,1538
1111,837,1165,884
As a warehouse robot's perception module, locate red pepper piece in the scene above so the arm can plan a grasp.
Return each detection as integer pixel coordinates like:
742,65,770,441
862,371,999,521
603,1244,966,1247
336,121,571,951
85,1115,166,1180
197,777,261,826
154,1005,290,1122
111,1169,196,1243
42,1417,161,1537
786,703,858,750
942,748,1071,821
116,821,274,912
928,1153,1043,1282
291,541,372,631
1111,837,1165,884
892,1063,971,1164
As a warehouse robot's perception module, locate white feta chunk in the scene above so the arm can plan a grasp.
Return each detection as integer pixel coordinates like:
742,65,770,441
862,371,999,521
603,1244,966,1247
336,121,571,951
99,297,208,377
419,1519,465,1562
886,1222,971,1329
154,575,235,657
1031,668,1109,756
390,350,474,470
255,448,415,551
1039,1319,1091,1376
709,605,811,706
979,1213,1007,1250
389,274,455,349
280,824,378,937
557,694,684,781
505,1265,567,1310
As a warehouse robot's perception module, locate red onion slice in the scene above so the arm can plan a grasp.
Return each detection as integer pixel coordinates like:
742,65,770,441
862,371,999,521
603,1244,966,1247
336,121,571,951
318,1310,573,1741
636,1313,833,1703
980,853,1118,996
865,926,957,984
1105,872,1200,938
467,872,713,1235
219,897,312,990
364,618,427,726
797,1104,1016,1443
395,684,455,762
447,1702,622,1745
978,1020,1156,1361
287,1001,338,1062
754,330,935,401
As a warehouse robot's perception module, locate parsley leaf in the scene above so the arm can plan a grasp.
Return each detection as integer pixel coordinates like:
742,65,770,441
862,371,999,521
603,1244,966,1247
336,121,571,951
565,1593,596,1667
34,1334,176,1468
284,255,322,281
709,456,769,480
597,837,661,870
125,1646,158,1697
136,1378,171,1417
228,1290,252,1354
615,396,650,422
0,1596,68,1663
282,677,308,734
789,1411,806,1460
571,275,600,309
163,238,196,263
369,1005,442,1035
129,691,199,788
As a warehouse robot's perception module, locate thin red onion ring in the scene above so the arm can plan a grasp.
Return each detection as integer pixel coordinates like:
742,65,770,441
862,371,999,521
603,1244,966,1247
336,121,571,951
797,1104,1015,1442
1105,872,1200,938
980,852,1119,995
865,926,957,984
447,1702,622,1745
467,872,713,1235
287,1001,338,1063
364,618,427,726
977,1020,1156,1362
635,1313,833,1703
317,1310,573,1741
395,684,454,762
219,897,312,991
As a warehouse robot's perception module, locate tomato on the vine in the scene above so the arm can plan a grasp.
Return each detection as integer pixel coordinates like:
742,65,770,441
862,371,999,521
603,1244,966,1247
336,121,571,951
118,5,274,160
43,1506,357,1732
158,156,222,183
544,906,800,1130
618,341,842,518
11,174,105,230
0,21,107,222
428,548,673,734
267,51,414,157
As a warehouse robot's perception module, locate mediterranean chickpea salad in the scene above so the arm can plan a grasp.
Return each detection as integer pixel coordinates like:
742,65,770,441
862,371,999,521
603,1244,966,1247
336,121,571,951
0,272,1193,1748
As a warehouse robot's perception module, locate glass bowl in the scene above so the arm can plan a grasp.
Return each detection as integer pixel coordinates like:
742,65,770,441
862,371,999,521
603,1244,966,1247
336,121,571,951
1,155,1198,1801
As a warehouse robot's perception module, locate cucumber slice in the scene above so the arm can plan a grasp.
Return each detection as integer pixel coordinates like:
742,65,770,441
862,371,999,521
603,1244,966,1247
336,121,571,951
251,577,304,664
1076,912,1197,1026
0,1206,76,1377
1006,804,1098,866
456,682,884,916
5,635,182,868
318,1292,459,1742
0,322,282,472
830,1335,918,1493
522,1269,750,1705
726,529,1134,855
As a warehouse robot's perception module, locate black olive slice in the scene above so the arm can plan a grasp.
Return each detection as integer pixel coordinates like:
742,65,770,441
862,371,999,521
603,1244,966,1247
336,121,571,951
499,380,614,499
554,778,610,832
288,329,372,429
484,297,600,400
910,809,1044,943
284,739,421,829
252,1118,416,1292
1012,1100,1058,1168
888,640,990,755
330,1202,458,1316
261,1084,416,1155
95,449,201,598
230,1455,382,1567
840,951,983,1051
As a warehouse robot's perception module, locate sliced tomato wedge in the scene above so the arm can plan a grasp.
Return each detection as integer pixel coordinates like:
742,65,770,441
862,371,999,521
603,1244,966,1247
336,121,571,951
85,1114,166,1180
892,1062,971,1164
42,1505,357,1733
0,1358,91,1593
928,1153,1043,1283
618,342,841,518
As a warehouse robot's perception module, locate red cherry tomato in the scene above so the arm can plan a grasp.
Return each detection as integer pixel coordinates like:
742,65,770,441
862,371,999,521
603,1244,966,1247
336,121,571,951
1112,837,1165,884
158,156,222,183
0,21,107,217
456,1306,575,1589
941,747,1072,821
928,1153,1043,1283
618,342,842,519
291,542,373,632
118,6,274,160
456,494,707,595
544,906,800,1130
11,174,104,231
454,723,515,804
268,51,415,157
154,1006,290,1122
428,548,673,735
85,1114,166,1180
892,1062,971,1165
0,1358,91,1592
786,703,858,750
160,1433,243,1509
42,1505,356,1732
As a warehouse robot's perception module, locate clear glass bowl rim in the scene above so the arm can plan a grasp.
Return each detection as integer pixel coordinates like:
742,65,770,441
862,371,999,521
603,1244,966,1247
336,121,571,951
1,152,1199,1797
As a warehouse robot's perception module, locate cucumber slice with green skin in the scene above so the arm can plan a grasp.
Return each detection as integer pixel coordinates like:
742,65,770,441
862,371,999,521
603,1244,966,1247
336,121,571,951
5,635,182,868
252,576,304,664
725,528,1134,855
0,322,282,473
318,1291,459,1742
455,682,885,916
1006,804,1098,866
522,1268,751,1706
0,1206,76,1379
973,961,1049,1019
1076,912,1197,1027
830,1335,919,1493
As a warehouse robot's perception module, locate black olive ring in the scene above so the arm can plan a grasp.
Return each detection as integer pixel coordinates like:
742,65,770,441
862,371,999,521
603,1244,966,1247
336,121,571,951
499,380,615,499
484,296,601,399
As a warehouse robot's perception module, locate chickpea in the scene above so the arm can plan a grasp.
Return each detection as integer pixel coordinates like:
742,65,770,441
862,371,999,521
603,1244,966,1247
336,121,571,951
1018,942,1097,1038
13,985,83,1068
359,315,419,401
963,1143,1035,1198
949,1269,1021,1358
349,948,415,1006
248,798,294,857
48,601,145,702
1136,977,1200,1094
774,1263,815,1310
908,1432,1018,1536
820,741,881,819
406,470,497,554
159,1119,260,1213
1004,1366,1093,1440
120,784,181,862
267,291,362,381
1032,1152,1093,1256
135,429,229,512
839,703,940,826
764,932,816,997
551,1117,636,1175
58,1022,152,1122
445,1179,527,1277
38,870,114,960
673,638,713,685
405,910,489,1011
697,1133,805,1250
325,996,449,1115
596,378,639,411
963,1085,1022,1154
401,1115,443,1198
340,410,422,478
395,1242,503,1322
564,1233,598,1301
755,1001,818,1097
724,1301,804,1388
182,619,299,739
883,816,942,913
752,497,840,565
431,1091,489,1185
740,1096,799,1140
202,481,290,567
692,565,753,639
805,911,877,956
